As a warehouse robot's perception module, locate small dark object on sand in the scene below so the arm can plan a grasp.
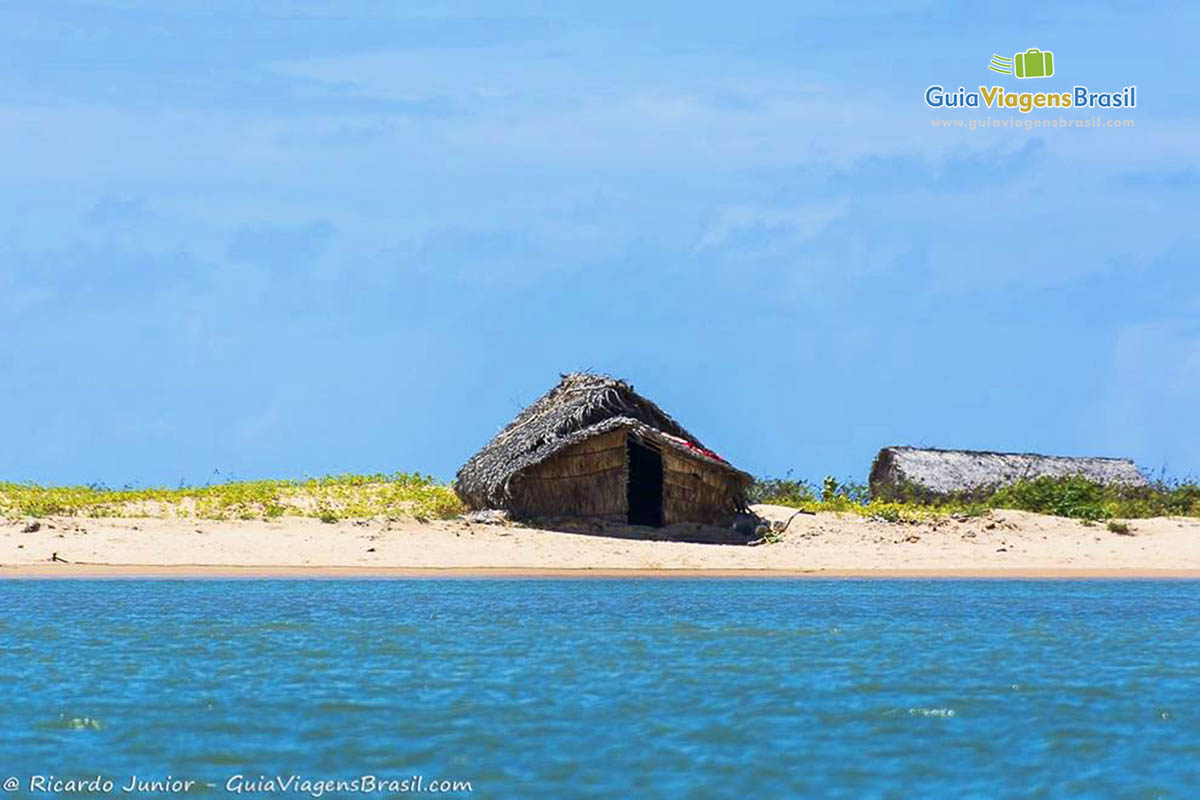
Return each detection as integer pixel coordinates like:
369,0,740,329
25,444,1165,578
730,512,763,539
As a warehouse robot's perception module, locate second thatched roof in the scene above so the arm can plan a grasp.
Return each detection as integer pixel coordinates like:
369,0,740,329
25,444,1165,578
455,372,751,509
870,446,1147,501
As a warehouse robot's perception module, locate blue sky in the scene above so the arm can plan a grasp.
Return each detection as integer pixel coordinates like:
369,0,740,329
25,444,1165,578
2,1,1197,487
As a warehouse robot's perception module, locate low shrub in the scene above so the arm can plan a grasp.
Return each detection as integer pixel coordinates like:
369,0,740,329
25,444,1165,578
751,472,1200,522
0,472,466,522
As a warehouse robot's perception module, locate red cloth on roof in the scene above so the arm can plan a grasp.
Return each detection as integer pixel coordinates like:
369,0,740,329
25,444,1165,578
681,439,727,463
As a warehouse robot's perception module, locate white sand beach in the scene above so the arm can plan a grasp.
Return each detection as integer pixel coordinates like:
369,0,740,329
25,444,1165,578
3,504,1199,578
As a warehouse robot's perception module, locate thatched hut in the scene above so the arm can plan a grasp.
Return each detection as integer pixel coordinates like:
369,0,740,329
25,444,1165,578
869,446,1147,501
455,373,752,526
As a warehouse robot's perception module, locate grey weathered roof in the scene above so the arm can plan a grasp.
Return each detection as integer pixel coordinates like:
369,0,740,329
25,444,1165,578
455,373,750,508
870,446,1147,500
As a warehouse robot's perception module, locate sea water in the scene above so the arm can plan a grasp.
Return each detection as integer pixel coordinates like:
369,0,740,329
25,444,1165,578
1,580,1198,798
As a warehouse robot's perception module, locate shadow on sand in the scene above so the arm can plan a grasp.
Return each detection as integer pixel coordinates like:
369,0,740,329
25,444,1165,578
510,515,754,545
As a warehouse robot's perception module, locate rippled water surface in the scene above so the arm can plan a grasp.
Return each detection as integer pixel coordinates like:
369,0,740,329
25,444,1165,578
2,580,1199,798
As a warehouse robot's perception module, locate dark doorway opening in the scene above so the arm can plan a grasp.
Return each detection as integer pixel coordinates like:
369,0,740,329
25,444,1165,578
627,438,664,527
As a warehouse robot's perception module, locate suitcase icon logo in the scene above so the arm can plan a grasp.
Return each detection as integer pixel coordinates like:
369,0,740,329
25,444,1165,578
988,48,1054,78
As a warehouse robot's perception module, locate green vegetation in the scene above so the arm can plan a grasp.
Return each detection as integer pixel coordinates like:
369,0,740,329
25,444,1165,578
751,473,1200,523
984,475,1200,521
749,473,928,523
4,468,1198,526
0,473,465,521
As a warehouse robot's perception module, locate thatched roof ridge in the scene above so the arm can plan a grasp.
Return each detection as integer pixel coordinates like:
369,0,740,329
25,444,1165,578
870,446,1147,500
455,373,749,508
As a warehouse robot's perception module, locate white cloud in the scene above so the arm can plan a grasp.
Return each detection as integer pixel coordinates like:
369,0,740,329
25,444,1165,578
696,202,846,251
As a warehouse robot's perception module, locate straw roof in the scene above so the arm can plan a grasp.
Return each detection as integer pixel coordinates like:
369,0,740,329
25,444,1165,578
455,372,751,509
870,446,1147,501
